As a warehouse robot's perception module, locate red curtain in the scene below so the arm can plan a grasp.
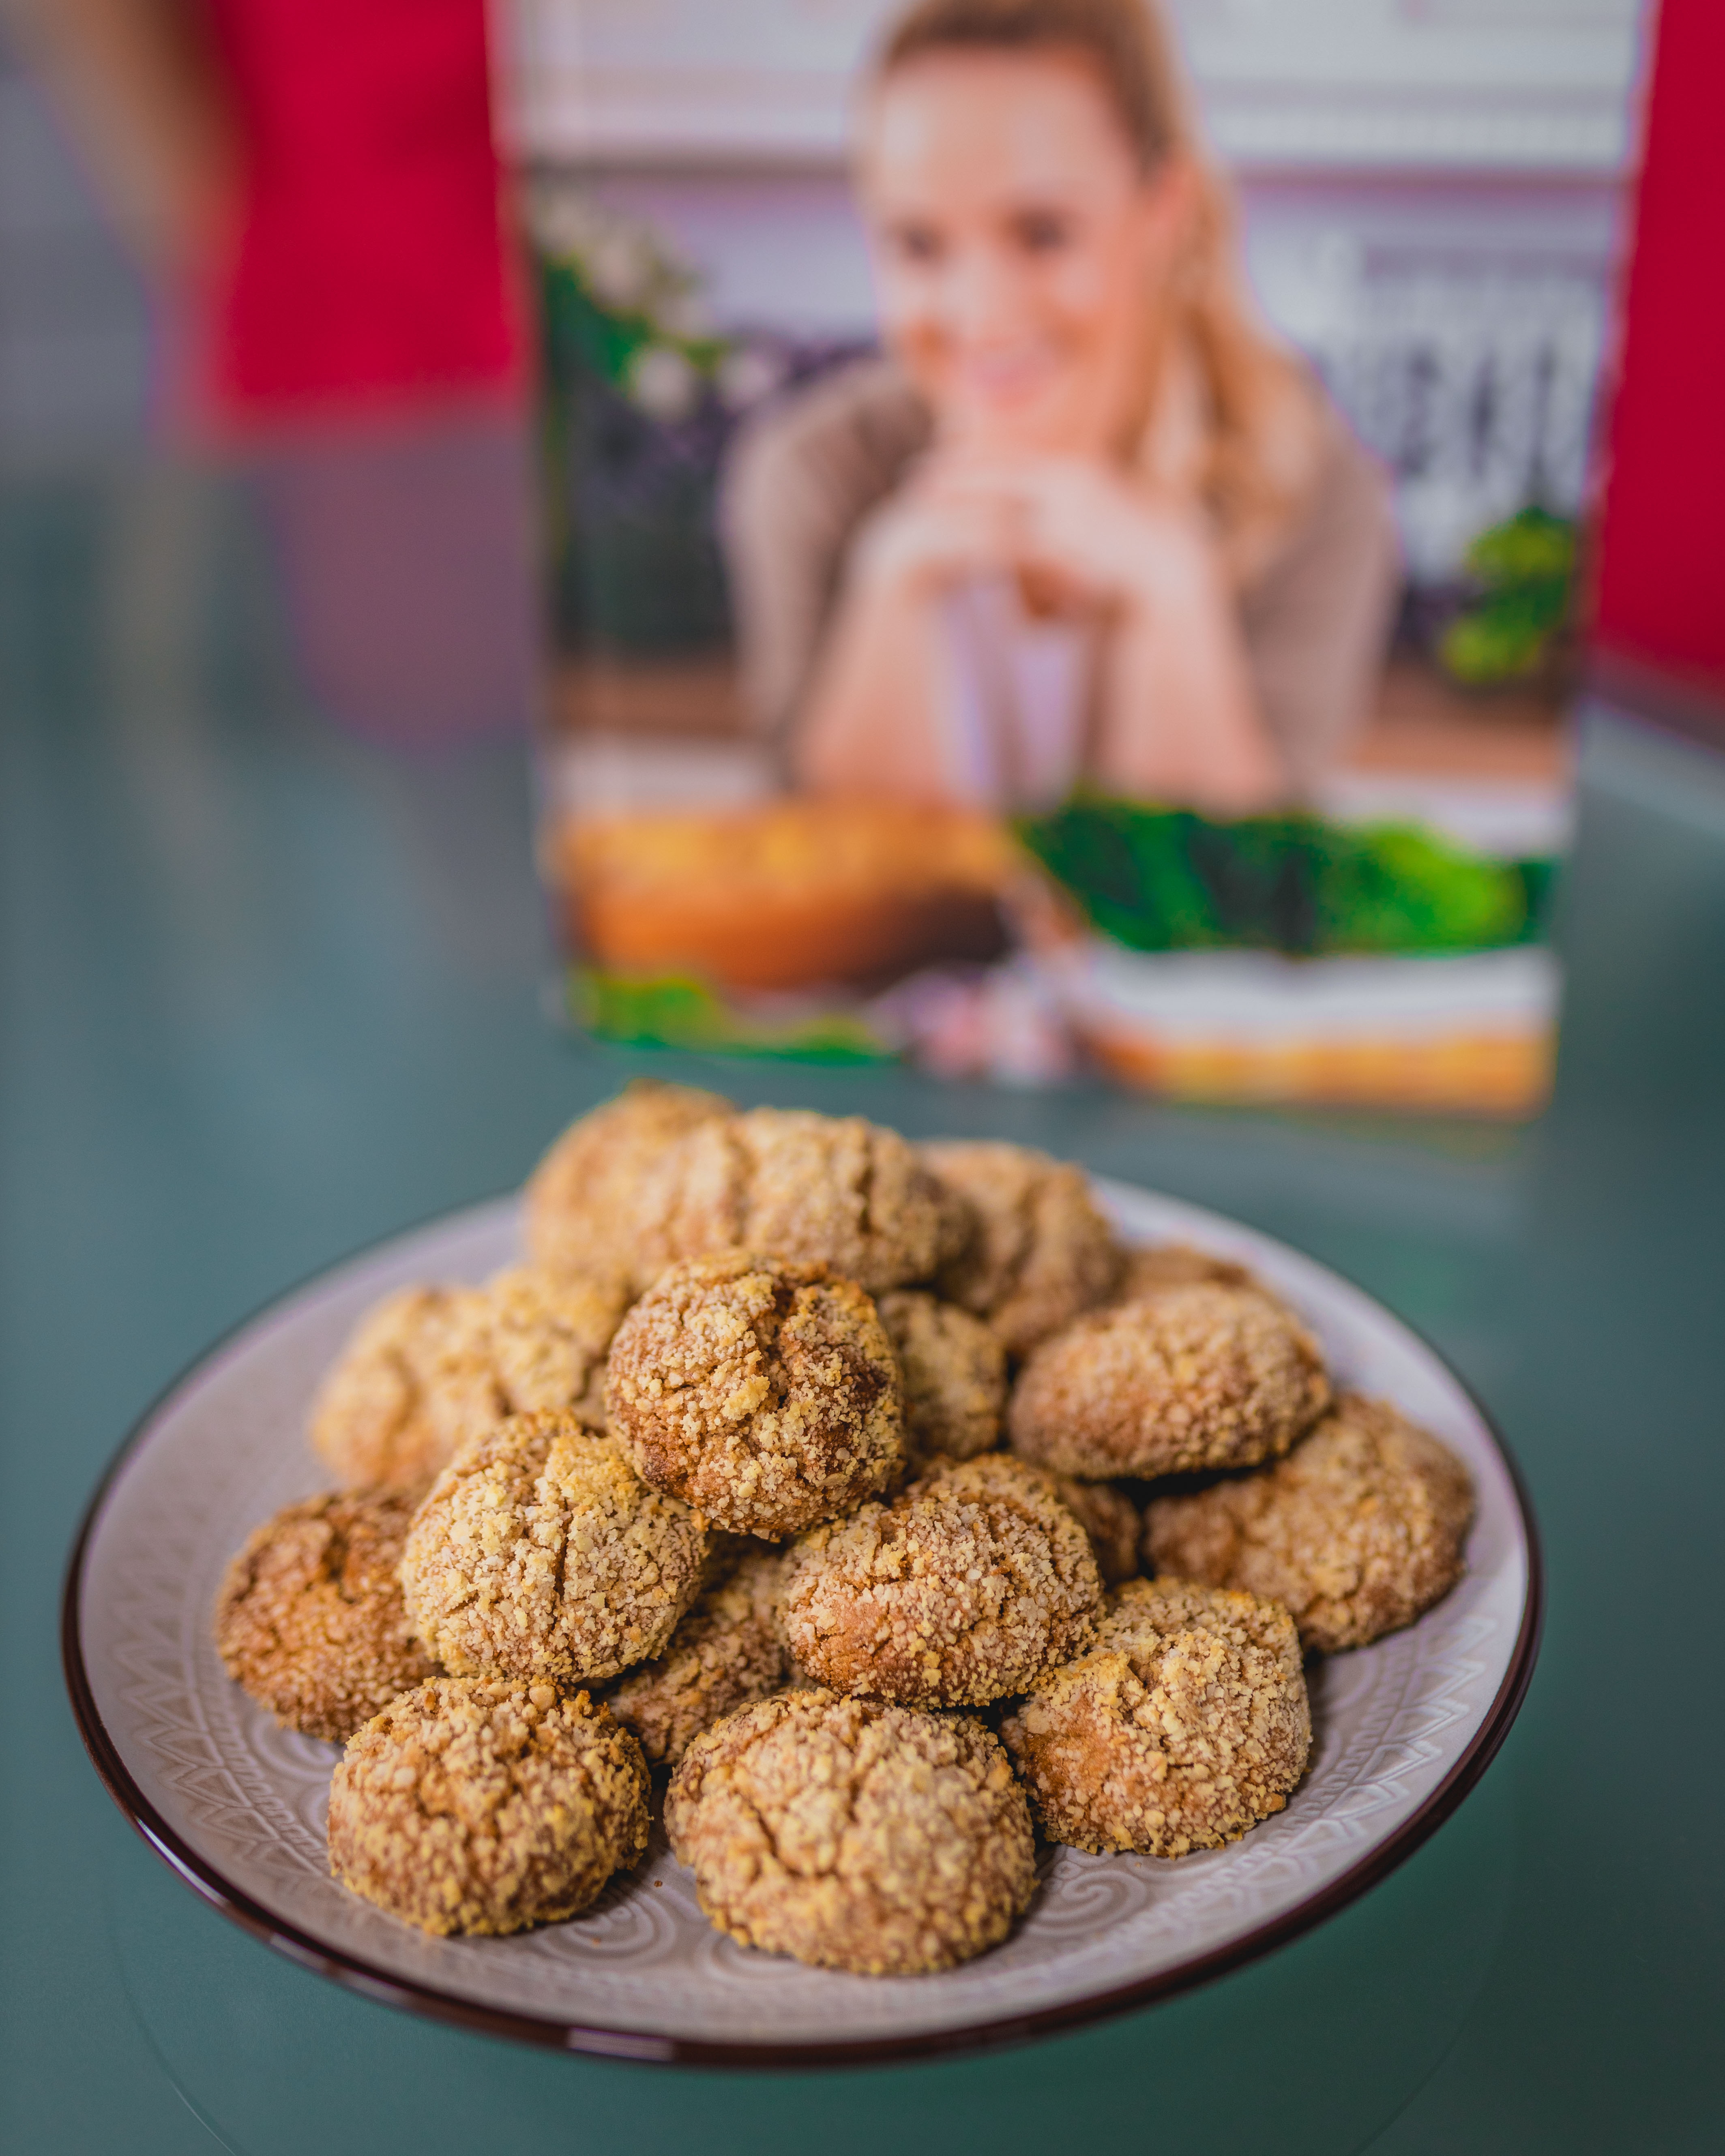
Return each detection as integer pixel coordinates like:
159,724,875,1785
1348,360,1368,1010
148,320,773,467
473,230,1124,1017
1592,0,1725,688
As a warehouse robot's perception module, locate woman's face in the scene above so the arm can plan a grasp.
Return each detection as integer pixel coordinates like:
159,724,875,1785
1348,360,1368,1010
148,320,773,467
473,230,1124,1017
859,48,1186,456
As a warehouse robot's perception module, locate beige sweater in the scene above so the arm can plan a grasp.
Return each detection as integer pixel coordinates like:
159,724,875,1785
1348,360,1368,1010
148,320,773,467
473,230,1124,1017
719,357,1401,800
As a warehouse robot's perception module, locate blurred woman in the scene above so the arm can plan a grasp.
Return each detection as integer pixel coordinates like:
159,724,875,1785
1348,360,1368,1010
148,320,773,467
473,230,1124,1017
723,0,1399,813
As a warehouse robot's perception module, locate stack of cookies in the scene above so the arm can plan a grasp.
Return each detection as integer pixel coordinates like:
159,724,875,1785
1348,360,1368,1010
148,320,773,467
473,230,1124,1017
213,1082,1474,1976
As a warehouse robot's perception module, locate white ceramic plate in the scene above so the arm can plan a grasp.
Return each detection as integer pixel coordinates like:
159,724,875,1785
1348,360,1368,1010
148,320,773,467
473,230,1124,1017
64,1182,1540,2064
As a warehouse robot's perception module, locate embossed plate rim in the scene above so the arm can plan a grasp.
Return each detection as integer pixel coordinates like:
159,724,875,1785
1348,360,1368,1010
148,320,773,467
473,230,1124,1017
63,1182,1543,2068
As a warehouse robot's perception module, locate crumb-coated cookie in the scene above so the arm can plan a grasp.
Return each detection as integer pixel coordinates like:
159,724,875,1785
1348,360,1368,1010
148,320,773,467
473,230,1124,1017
922,1140,1120,1355
1055,1477,1142,1586
635,1108,963,1295
605,1253,905,1539
524,1078,732,1282
1109,1242,1253,1303
309,1267,629,1493
479,1263,633,1431
780,1454,1102,1708
606,1545,788,1768
665,1690,1036,1974
1008,1282,1330,1481
876,1289,1007,1464
308,1284,493,1494
328,1678,648,1935
1143,1393,1474,1652
214,1491,438,1742
400,1411,707,1686
1000,1579,1310,1856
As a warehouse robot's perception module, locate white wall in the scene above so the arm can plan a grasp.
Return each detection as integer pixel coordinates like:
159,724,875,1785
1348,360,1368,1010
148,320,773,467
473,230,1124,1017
503,0,1647,173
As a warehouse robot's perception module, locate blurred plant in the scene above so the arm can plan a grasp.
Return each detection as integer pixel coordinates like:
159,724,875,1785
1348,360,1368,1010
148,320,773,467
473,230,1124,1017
1438,506,1577,687
1017,797,1555,958
573,969,888,1063
529,182,784,421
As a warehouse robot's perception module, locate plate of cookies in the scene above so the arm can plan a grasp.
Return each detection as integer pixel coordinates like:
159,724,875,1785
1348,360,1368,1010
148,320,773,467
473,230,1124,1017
65,1085,1540,2063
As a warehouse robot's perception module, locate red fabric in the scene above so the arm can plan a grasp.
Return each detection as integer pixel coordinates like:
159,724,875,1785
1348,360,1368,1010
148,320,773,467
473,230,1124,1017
200,0,524,421
1592,0,1725,683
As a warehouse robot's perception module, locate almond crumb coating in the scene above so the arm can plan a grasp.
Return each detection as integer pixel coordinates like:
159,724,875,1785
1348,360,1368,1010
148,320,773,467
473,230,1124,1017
308,1284,493,1494
605,1252,906,1539
1143,1393,1475,1652
309,1266,630,1494
400,1411,707,1686
606,1546,788,1767
1108,1242,1254,1304
922,1140,1120,1355
1000,1578,1310,1857
328,1678,648,1935
781,1454,1102,1708
876,1289,1008,1465
524,1078,733,1283
479,1262,633,1431
665,1690,1036,1974
635,1108,965,1295
213,1491,438,1742
1008,1282,1330,1481
1055,1477,1142,1585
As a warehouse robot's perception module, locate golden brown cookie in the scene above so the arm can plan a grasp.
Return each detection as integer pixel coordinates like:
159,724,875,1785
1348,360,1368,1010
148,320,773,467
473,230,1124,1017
665,1690,1035,1974
328,1678,648,1936
309,1266,629,1494
1001,1578,1310,1856
1008,1282,1330,1481
478,1263,633,1430
923,1140,1120,1354
876,1288,1007,1464
605,1252,905,1539
1143,1393,1474,1652
606,1546,788,1768
635,1108,963,1294
1055,1477,1142,1586
307,1284,493,1494
524,1078,733,1283
213,1490,438,1742
780,1454,1102,1708
400,1411,707,1686
1109,1243,1253,1303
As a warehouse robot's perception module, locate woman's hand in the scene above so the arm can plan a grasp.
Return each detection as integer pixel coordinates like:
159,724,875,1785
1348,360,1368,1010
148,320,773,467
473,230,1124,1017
846,467,1025,600
924,453,1220,617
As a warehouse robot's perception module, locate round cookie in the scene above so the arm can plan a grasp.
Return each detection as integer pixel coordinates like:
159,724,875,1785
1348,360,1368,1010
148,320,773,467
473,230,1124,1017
1143,1392,1474,1652
1000,1578,1311,1857
310,1266,629,1494
606,1545,789,1768
876,1288,1007,1464
308,1284,493,1494
605,1252,905,1539
214,1490,438,1742
635,1108,963,1295
780,1453,1102,1708
1055,1477,1142,1586
400,1411,707,1687
479,1263,633,1431
1109,1242,1253,1303
665,1690,1036,1974
328,1678,649,1935
524,1078,733,1284
1008,1281,1330,1481
923,1140,1120,1354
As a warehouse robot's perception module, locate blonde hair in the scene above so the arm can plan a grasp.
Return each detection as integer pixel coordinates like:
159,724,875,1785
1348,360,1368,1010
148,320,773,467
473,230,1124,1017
875,0,1323,574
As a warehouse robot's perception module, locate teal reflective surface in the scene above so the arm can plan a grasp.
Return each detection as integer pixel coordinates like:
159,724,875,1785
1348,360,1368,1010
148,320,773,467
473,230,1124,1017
4,460,1722,2154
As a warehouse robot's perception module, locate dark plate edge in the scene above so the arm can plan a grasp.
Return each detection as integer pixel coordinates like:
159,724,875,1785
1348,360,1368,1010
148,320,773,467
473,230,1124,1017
61,1197,1545,2073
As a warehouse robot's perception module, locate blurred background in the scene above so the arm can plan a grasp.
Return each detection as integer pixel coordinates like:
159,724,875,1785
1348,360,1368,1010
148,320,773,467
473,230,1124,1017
0,4,1684,1123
